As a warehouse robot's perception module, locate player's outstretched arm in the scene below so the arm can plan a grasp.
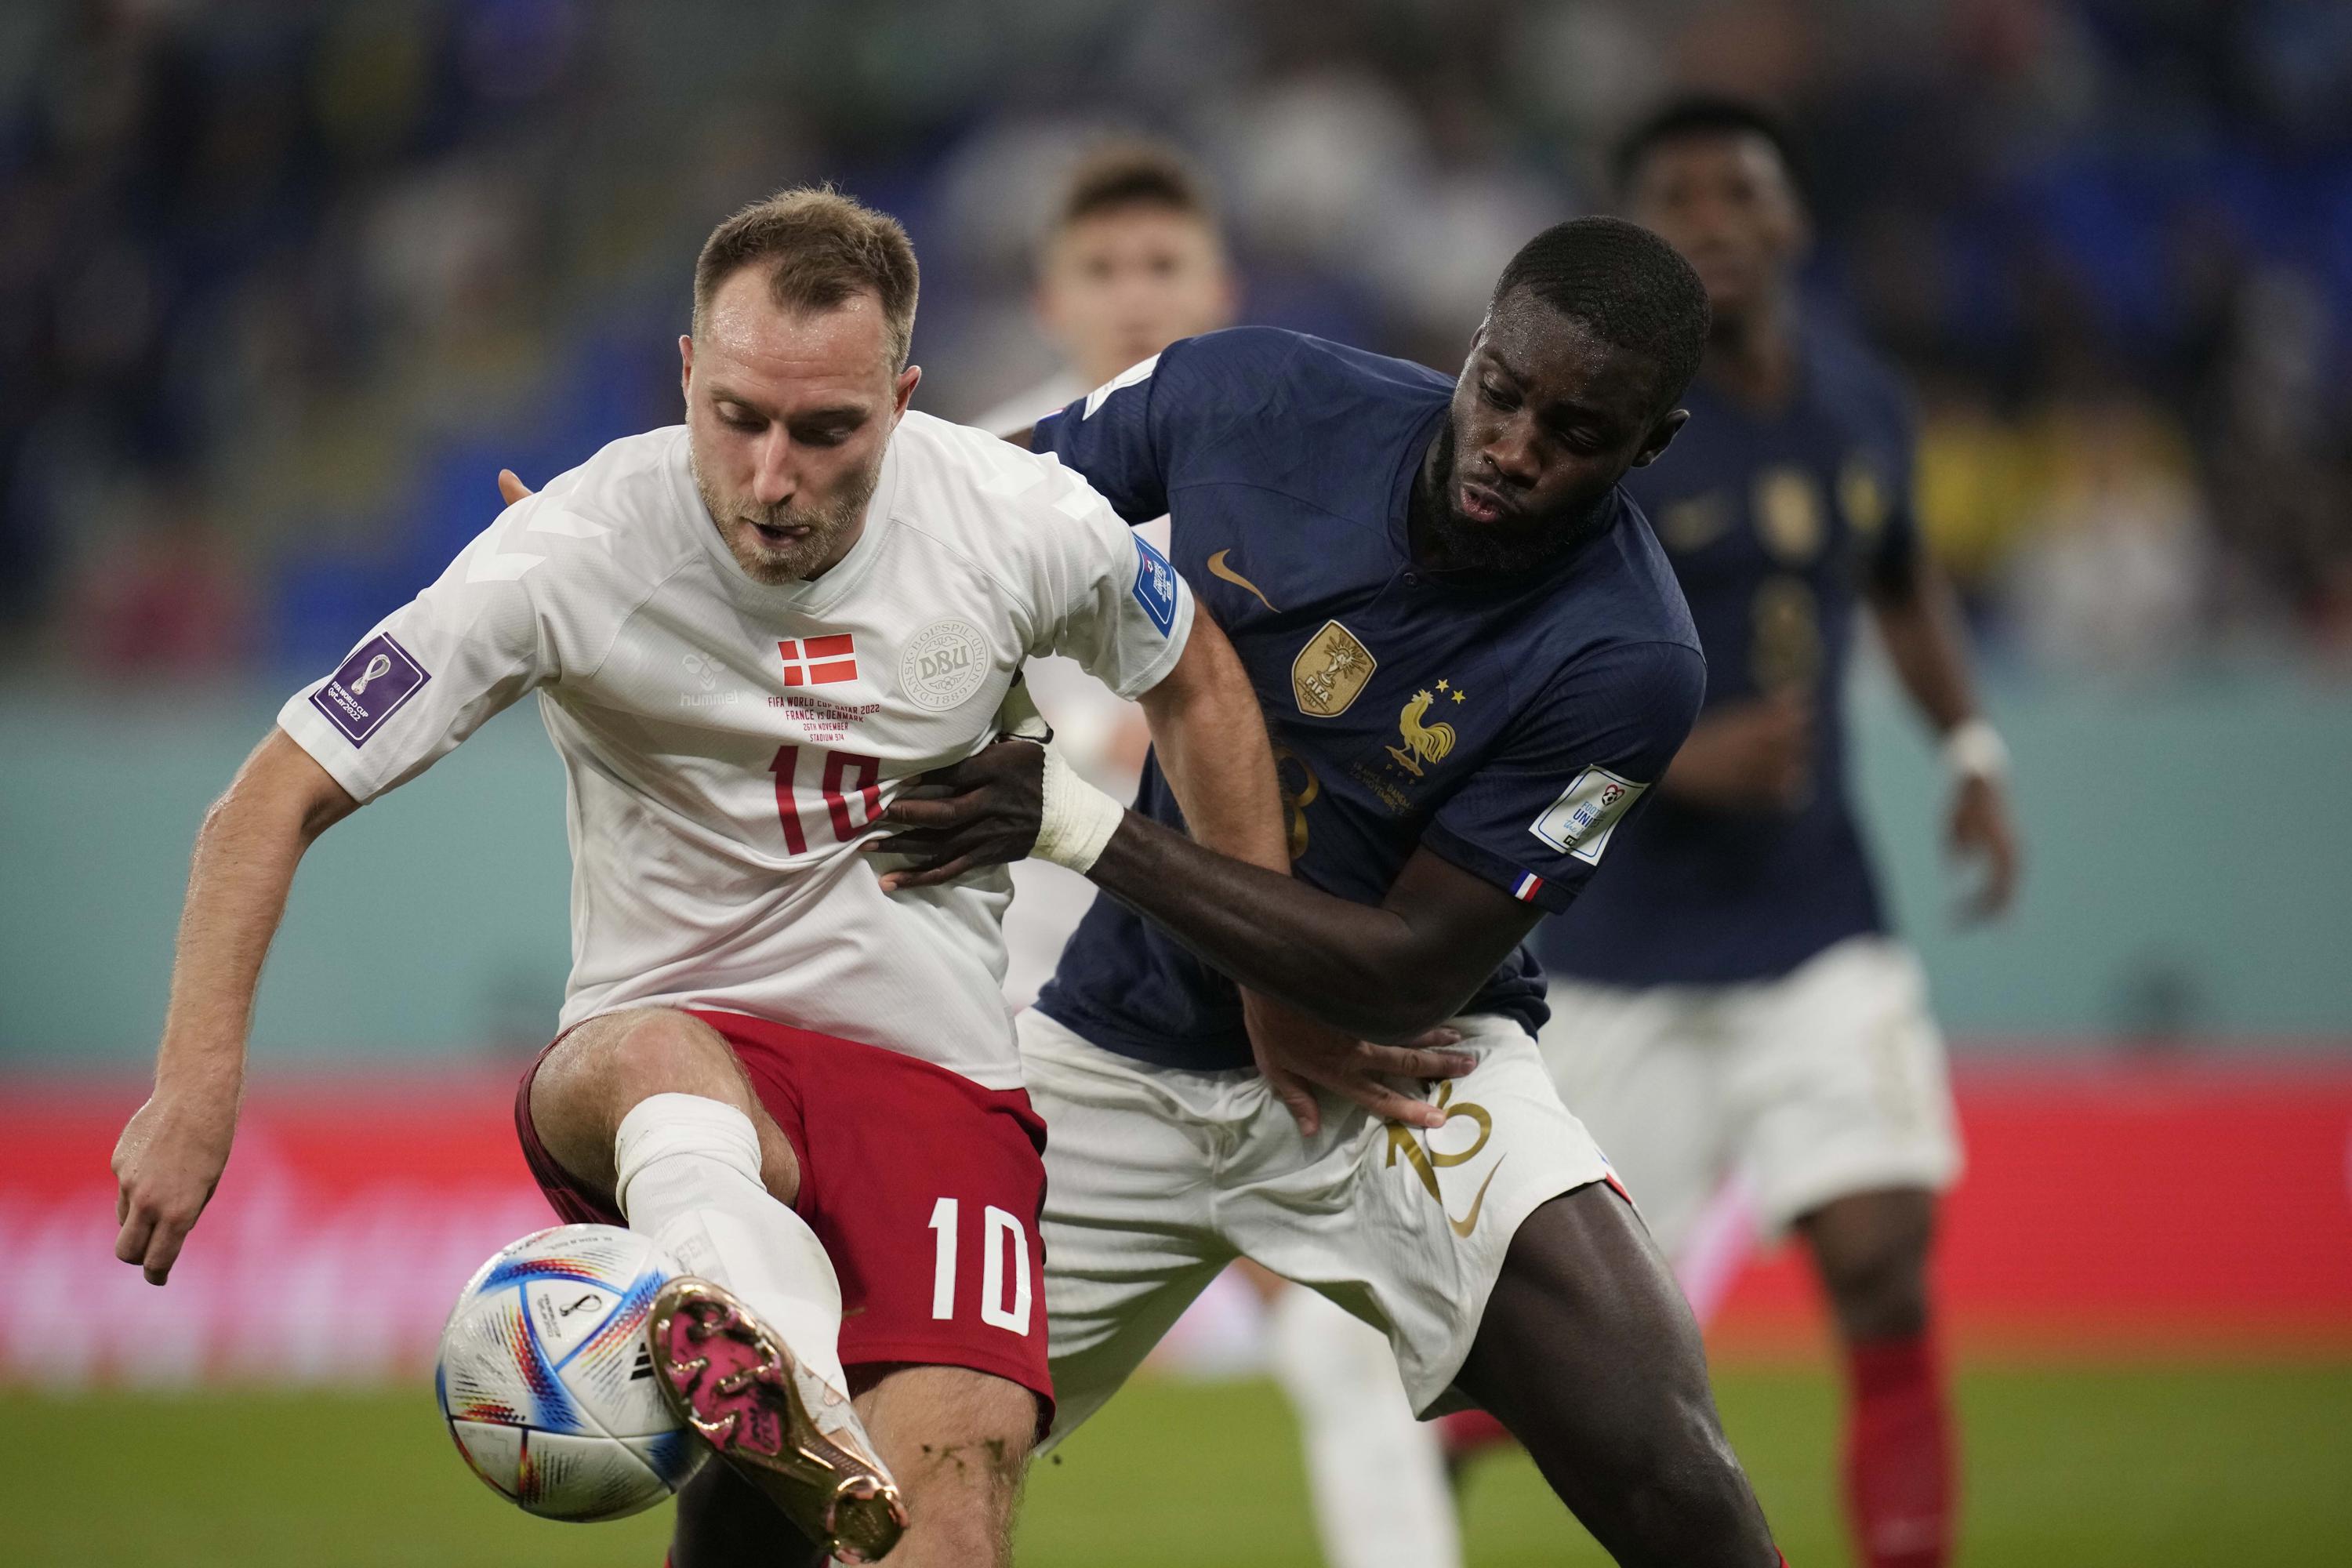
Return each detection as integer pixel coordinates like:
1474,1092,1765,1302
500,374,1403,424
884,743,1537,1044
1083,826,1541,1041
111,730,358,1285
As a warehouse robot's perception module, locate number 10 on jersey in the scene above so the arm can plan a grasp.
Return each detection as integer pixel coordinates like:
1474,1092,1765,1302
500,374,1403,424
928,1196,1033,1335
768,744,884,854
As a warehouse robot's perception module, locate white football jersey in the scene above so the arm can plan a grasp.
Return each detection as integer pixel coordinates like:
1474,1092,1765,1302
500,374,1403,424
278,416,1196,1088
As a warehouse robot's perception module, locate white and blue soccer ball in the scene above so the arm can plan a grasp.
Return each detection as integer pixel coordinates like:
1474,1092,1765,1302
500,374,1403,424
436,1223,706,1521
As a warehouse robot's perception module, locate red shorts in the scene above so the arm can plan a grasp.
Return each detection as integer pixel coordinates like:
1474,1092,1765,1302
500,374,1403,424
514,1009,1053,1427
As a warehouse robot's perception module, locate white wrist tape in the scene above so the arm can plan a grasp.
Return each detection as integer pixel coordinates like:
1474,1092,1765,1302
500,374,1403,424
1942,717,2009,782
1032,747,1126,873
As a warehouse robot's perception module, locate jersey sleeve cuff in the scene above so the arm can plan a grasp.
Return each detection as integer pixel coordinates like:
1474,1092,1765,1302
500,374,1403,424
1105,586,1196,702
274,691,389,804
1417,822,1580,915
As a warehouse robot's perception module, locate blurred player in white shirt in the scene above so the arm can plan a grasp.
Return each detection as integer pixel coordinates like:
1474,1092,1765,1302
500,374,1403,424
971,141,1238,441
975,144,1237,1007
977,143,1463,1568
108,187,1281,1568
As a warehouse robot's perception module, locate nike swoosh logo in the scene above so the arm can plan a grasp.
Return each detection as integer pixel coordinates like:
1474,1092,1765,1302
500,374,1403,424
1207,550,1278,612
1448,1156,1505,1238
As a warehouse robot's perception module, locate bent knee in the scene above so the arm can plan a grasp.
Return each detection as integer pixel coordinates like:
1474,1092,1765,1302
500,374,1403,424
530,1009,753,1193
540,1010,741,1119
583,1008,739,1091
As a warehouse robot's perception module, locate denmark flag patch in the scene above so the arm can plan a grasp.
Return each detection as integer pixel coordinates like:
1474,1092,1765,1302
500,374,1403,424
779,634,857,687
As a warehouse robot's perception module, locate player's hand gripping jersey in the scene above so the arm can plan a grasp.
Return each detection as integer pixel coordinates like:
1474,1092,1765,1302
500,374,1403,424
1030,328,1705,1068
278,417,1193,1088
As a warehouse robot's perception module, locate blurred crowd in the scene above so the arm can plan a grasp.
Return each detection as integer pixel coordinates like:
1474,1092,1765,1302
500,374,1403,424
2,0,2348,681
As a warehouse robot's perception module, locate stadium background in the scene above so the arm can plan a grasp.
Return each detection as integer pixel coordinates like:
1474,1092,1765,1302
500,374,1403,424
2,0,2347,1563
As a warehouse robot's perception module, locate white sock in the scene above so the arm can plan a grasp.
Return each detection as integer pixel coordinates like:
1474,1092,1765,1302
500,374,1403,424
614,1092,849,1396
1267,1286,1464,1568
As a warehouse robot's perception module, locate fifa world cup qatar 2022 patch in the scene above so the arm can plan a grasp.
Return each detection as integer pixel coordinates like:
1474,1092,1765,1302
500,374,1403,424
1131,532,1180,635
310,633,430,746
1529,765,1647,865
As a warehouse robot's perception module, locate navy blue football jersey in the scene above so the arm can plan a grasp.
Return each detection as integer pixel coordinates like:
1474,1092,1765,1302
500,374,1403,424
1537,322,1920,988
1031,327,1704,1071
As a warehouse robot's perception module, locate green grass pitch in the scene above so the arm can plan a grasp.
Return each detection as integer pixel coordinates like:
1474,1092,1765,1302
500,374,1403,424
4,1363,2347,1565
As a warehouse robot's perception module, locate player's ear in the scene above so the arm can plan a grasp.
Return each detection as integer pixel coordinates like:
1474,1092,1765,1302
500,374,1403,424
679,335,695,405
1631,406,1690,469
892,362,922,419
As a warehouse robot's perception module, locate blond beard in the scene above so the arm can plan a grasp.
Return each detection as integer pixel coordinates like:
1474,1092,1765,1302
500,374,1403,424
691,455,880,585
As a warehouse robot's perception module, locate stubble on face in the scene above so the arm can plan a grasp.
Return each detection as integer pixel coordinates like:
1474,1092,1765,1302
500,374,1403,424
1416,416,1615,575
691,445,880,586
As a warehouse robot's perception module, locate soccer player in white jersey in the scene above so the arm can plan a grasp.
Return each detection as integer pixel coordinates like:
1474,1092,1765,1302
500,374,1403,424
106,188,1283,1568
974,142,1459,1568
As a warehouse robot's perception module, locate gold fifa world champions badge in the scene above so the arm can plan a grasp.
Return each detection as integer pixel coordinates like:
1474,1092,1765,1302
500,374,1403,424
1291,620,1377,717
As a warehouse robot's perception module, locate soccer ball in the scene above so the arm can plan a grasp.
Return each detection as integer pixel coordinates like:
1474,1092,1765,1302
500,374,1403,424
436,1223,707,1521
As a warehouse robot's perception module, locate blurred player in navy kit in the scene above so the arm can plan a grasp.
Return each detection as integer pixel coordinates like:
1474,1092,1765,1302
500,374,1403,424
1512,100,2021,1568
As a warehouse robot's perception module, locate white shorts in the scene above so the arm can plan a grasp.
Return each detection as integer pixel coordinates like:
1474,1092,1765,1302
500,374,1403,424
1018,1007,1618,1436
1541,935,1962,1262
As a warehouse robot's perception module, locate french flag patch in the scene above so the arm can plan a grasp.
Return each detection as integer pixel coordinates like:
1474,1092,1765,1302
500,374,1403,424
1511,871,1544,902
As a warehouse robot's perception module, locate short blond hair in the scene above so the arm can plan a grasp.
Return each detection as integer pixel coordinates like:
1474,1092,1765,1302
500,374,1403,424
693,186,920,368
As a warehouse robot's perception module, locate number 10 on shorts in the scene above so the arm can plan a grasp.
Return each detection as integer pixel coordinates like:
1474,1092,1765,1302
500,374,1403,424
927,1196,1033,1335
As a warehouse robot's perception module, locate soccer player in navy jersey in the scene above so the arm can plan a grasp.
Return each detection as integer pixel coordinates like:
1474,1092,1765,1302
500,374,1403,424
1511,100,2020,1568
886,217,1790,1566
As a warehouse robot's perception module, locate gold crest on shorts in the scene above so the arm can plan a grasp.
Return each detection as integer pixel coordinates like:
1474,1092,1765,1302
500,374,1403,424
1292,619,1377,717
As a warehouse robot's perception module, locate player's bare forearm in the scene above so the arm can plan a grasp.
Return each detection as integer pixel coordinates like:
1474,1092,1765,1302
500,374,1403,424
1136,612,1288,876
1867,556,1979,734
1135,616,1471,1127
154,730,356,1095
881,740,1535,1036
1084,828,1537,1038
114,729,356,1284
1868,555,2020,916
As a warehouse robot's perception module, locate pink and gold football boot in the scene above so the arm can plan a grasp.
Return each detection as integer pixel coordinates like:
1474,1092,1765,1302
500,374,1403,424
647,1276,908,1563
